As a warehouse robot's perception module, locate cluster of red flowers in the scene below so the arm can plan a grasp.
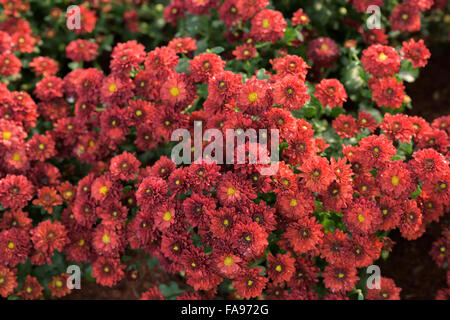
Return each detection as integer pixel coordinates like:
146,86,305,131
0,0,448,301
430,226,450,300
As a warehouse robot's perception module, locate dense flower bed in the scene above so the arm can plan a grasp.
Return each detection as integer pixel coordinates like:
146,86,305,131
0,0,449,300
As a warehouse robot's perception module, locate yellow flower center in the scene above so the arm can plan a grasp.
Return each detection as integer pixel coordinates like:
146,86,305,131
248,92,258,102
227,187,236,196
290,199,298,207
170,87,180,97
99,186,108,195
224,256,234,266
108,83,117,93
7,242,14,249
102,234,111,244
378,52,388,61
262,18,270,28
2,131,12,140
163,210,172,221
358,214,365,222
275,265,282,272
391,176,400,186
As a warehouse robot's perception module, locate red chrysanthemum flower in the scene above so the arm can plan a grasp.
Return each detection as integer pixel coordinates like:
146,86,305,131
250,9,287,44
410,148,448,183
29,56,58,77
369,77,405,109
32,186,63,214
232,43,257,60
100,75,135,107
232,221,268,260
314,79,347,108
34,76,64,101
18,275,43,300
48,274,71,298
366,276,402,300
168,37,197,54
273,75,310,110
0,228,31,267
358,134,397,168
136,176,168,211
292,8,309,25
140,286,165,300
343,199,382,235
92,256,125,287
298,156,335,193
358,110,378,132
307,37,340,68
332,114,359,139
232,267,268,300
189,52,225,83
322,263,359,293
379,113,415,143
0,266,17,298
390,4,421,33
0,174,34,210
65,39,99,62
283,216,323,255
110,40,146,75
400,38,431,68
30,220,69,261
271,54,310,81
110,151,141,181
216,172,256,206
362,29,388,45
267,253,295,285
361,44,401,77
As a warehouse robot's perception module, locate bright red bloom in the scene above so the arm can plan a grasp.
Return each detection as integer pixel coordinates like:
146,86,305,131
30,220,69,261
363,29,388,45
168,37,197,54
399,199,423,240
410,148,448,183
48,274,71,298
0,174,34,210
358,110,378,132
390,4,421,33
366,277,402,300
0,266,17,298
307,37,340,68
369,77,405,109
0,228,31,267
29,56,58,77
110,151,141,181
271,54,310,81
92,257,125,287
100,75,135,107
344,199,382,235
314,79,347,108
361,44,401,77
18,275,43,300
273,75,310,110
189,52,225,83
34,76,64,101
377,161,416,199
358,134,397,168
110,40,146,75
32,186,63,214
232,43,257,60
323,263,359,293
332,114,359,138
299,156,335,193
292,8,309,25
232,267,268,300
66,39,99,62
379,113,415,143
401,38,431,68
283,216,323,255
267,253,295,285
250,9,287,44
232,221,268,260
140,286,165,300
136,176,168,211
